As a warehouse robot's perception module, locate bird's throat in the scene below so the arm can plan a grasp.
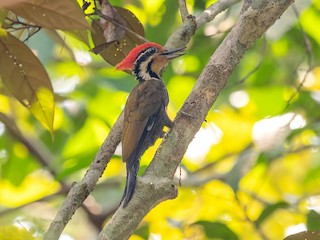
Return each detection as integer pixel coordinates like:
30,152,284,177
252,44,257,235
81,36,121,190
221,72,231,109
134,47,162,82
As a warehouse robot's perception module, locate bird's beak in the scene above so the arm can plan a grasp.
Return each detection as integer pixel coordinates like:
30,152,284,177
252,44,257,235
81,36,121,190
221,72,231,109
160,47,186,59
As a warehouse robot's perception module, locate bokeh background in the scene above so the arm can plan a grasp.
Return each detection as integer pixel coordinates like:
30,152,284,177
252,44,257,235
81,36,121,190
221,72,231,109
1,0,320,239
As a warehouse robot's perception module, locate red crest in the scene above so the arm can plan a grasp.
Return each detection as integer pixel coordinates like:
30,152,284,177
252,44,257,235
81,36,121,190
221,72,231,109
116,42,164,70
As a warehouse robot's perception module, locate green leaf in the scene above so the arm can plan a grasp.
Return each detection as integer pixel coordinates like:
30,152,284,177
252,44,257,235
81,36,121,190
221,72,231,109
0,225,38,240
256,201,289,227
284,231,320,240
134,224,149,239
0,114,39,185
193,221,239,240
115,7,144,37
247,86,287,117
0,8,7,24
301,7,320,45
0,32,54,133
6,0,89,30
225,149,257,192
307,210,320,231
65,29,90,47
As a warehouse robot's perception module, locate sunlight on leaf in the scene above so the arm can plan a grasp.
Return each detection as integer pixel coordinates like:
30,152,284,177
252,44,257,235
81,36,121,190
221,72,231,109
172,55,200,74
0,8,7,25
167,75,195,110
64,29,90,47
0,94,10,114
300,67,320,91
205,107,255,160
192,221,239,240
256,202,289,227
0,33,54,133
0,172,60,207
29,87,54,132
185,122,223,163
0,225,38,240
300,7,320,45
139,0,166,26
62,118,109,159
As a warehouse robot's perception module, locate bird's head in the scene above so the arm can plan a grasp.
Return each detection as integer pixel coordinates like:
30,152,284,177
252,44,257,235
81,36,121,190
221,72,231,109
116,42,185,81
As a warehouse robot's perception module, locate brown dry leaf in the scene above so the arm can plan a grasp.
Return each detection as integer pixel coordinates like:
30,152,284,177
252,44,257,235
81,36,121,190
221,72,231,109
0,32,54,133
100,0,126,43
115,7,144,37
6,0,90,30
0,0,26,8
284,231,320,240
91,6,145,71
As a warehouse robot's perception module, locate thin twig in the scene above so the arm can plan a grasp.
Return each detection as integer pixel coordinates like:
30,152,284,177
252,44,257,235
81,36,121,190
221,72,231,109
235,194,269,240
5,15,42,42
232,36,266,86
283,4,314,111
98,1,294,239
44,112,124,240
0,191,64,217
178,0,189,22
44,0,293,239
42,0,247,236
0,113,56,177
0,113,109,230
196,0,242,29
192,144,253,174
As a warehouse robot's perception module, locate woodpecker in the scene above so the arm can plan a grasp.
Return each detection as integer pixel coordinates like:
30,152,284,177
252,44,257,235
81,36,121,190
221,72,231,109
116,42,184,207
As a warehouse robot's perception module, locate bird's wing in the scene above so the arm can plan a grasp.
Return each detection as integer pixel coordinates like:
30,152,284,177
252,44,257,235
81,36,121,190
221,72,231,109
122,79,165,163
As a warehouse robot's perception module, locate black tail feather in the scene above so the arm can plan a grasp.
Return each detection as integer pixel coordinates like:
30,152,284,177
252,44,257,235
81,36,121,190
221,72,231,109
121,110,165,207
121,154,140,207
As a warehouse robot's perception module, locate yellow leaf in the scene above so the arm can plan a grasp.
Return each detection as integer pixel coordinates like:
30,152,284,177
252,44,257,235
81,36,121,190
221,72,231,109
0,172,60,207
0,33,55,133
0,225,39,240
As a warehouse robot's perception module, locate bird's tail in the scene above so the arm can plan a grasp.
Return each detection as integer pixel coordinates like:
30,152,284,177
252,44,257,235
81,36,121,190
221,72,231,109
121,153,140,207
121,115,160,207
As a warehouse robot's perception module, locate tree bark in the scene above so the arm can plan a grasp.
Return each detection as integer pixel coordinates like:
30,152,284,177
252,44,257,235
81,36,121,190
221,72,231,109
98,0,294,239
44,0,294,239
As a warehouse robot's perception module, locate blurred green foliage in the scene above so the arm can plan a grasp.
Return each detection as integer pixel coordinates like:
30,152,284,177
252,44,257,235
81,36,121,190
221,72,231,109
1,0,320,239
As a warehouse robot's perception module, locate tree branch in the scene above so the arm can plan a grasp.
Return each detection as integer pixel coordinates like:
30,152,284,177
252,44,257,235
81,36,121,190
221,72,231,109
98,0,294,239
43,0,242,238
283,3,314,111
165,0,240,49
178,0,189,22
44,113,124,240
44,0,294,239
196,0,242,29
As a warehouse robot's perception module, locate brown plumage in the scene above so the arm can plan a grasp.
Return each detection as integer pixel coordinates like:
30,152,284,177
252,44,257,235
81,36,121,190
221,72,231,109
116,42,184,207
122,79,173,163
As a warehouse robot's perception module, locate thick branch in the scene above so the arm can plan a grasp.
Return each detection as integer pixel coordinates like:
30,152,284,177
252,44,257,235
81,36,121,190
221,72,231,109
43,0,241,238
44,0,293,239
98,0,294,239
43,113,124,240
